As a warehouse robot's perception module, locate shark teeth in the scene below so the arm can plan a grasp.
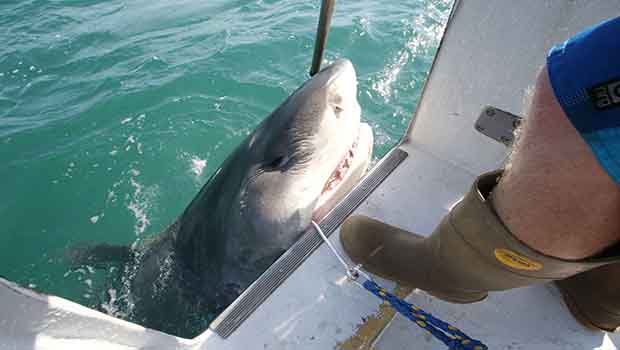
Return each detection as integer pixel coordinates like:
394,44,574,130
321,133,359,194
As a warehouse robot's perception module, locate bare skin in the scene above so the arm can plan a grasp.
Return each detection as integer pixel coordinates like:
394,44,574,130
491,66,620,260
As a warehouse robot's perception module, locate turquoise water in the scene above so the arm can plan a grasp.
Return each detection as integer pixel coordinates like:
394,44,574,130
0,0,451,336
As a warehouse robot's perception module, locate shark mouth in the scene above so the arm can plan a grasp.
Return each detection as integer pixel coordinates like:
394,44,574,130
322,138,359,194
313,123,373,220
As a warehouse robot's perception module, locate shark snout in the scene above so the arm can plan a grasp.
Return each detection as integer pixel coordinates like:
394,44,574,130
324,59,357,88
323,59,359,122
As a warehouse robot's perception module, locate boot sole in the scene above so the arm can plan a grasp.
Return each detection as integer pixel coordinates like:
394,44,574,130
426,289,487,304
364,267,488,304
558,286,616,332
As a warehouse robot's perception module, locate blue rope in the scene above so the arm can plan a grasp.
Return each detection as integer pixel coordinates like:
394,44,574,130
363,279,488,350
310,221,488,350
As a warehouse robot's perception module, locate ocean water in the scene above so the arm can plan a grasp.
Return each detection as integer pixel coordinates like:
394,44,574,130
0,0,451,337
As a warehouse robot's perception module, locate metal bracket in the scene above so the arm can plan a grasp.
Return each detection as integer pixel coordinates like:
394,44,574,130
474,106,522,146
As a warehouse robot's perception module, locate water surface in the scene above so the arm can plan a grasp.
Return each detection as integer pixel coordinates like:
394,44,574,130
0,0,451,337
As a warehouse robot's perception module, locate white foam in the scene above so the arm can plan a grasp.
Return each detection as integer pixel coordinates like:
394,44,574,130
372,50,408,101
106,190,116,204
190,157,207,176
126,177,157,235
152,253,174,296
372,10,448,103
100,288,121,316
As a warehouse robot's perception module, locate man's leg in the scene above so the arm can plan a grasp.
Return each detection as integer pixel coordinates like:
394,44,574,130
340,16,620,331
491,66,620,260
340,63,620,304
492,67,620,331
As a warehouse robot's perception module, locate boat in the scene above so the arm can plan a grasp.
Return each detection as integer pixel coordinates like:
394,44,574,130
2,1,619,349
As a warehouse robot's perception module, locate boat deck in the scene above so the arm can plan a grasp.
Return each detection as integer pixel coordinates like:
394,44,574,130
2,1,620,349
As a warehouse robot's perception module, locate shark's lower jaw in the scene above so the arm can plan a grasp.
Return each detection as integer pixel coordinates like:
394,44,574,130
313,122,373,220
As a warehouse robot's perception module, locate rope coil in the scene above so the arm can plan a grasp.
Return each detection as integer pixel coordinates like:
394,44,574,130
311,221,488,350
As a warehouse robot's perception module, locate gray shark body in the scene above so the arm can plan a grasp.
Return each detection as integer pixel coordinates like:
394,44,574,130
76,60,373,337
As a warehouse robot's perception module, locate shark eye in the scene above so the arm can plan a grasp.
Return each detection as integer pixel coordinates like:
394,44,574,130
330,94,344,116
265,155,288,171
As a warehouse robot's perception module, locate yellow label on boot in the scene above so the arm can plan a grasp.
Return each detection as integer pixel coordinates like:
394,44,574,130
494,248,543,271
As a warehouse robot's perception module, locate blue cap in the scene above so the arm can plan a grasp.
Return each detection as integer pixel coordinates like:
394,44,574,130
547,16,620,183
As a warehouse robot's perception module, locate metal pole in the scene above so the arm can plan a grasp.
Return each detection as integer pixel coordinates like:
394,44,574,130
310,0,336,76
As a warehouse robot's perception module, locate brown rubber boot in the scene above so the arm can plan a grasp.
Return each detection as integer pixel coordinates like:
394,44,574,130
556,263,620,332
340,170,620,304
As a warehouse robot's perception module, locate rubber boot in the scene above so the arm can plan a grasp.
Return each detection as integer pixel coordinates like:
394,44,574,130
556,263,620,332
340,170,620,303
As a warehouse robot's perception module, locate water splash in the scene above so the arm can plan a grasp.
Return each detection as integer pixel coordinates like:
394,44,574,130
190,156,207,177
126,176,157,235
0,0,452,337
372,2,450,102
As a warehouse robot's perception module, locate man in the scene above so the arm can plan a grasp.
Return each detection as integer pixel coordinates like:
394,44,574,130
340,17,620,331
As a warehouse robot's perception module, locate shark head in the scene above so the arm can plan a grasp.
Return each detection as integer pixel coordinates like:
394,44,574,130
93,60,373,337
239,59,373,245
175,59,372,288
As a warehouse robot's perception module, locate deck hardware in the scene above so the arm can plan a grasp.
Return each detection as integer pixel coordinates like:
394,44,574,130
474,106,522,146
